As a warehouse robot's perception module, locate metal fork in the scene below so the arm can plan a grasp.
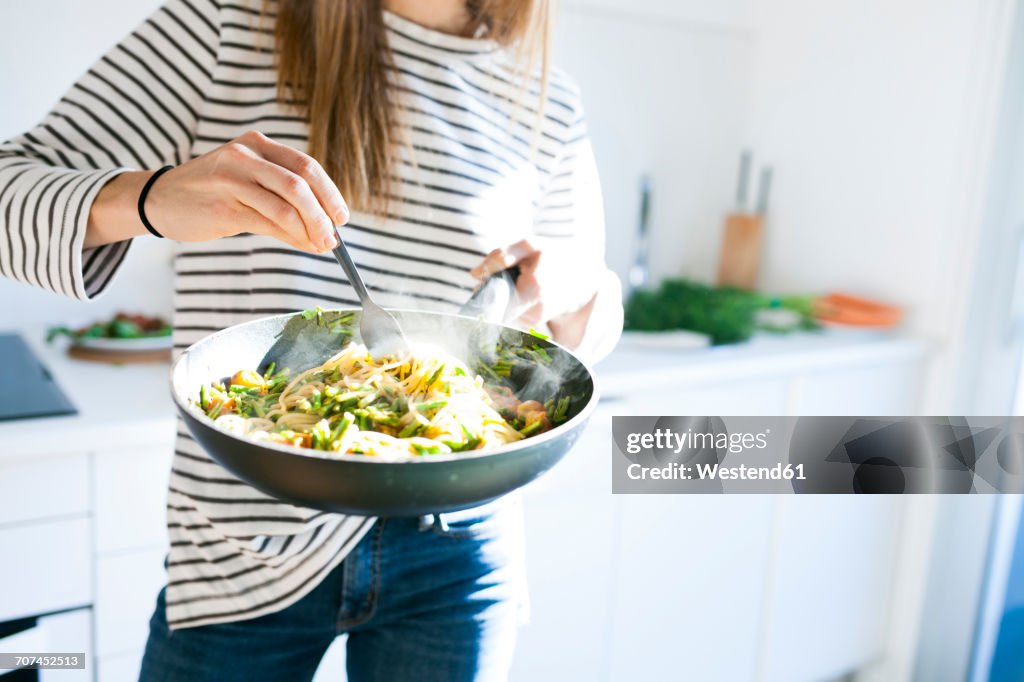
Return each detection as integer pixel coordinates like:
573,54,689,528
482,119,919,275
329,226,408,358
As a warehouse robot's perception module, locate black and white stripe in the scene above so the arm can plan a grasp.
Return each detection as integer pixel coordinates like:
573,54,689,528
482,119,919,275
0,0,606,629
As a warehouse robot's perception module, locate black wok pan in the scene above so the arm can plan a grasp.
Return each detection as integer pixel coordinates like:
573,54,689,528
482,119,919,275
170,309,598,516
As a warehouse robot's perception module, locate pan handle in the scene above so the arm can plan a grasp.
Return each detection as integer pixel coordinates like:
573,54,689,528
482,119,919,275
459,266,521,322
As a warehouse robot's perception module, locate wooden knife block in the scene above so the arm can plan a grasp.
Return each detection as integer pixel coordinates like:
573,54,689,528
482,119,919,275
717,212,764,290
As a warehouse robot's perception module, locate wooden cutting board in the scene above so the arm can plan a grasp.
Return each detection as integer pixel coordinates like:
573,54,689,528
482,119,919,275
68,345,172,364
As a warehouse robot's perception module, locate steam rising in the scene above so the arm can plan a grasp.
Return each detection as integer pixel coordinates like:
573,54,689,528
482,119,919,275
298,259,593,421
389,309,591,420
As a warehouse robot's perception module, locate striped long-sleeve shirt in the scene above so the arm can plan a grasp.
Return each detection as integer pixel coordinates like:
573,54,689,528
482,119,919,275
0,0,620,629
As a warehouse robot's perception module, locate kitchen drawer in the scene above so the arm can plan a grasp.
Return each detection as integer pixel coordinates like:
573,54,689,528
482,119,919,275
790,359,923,416
612,377,789,416
760,497,904,682
95,548,166,657
95,440,173,554
0,608,92,682
0,452,90,526
0,517,92,622
607,496,774,681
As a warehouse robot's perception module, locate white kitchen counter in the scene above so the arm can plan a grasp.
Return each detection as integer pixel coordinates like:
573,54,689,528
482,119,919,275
598,329,928,398
0,328,176,464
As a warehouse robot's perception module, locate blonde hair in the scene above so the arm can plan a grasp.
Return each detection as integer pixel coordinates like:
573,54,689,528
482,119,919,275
273,0,551,213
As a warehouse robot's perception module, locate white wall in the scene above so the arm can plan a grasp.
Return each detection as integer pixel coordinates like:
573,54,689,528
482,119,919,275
556,0,754,286
0,0,176,330
744,0,1017,412
955,0,1024,414
746,0,991,302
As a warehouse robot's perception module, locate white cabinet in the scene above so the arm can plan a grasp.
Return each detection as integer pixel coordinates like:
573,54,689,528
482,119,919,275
0,517,92,622
790,360,924,416
0,451,90,526
515,402,778,681
514,404,618,681
94,548,166,658
607,496,774,682
37,609,92,682
95,650,146,682
0,608,92,682
611,378,790,416
92,441,172,676
510,335,925,681
95,441,173,553
0,434,172,677
759,497,904,682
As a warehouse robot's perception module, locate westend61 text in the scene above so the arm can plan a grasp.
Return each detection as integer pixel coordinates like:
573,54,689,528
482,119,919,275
626,462,806,481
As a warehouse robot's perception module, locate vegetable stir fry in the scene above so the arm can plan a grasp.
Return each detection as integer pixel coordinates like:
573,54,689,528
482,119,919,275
197,341,569,459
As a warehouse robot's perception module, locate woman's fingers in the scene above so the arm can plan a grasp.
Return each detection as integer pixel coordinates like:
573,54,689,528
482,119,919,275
234,182,321,254
470,239,550,322
247,157,336,251
470,239,539,279
155,130,345,253
233,205,317,253
508,260,544,320
240,131,350,226
469,238,598,328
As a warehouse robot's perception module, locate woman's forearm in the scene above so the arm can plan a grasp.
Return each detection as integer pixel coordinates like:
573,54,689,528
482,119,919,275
550,269,624,361
549,294,596,350
83,131,349,253
85,171,154,248
0,0,226,298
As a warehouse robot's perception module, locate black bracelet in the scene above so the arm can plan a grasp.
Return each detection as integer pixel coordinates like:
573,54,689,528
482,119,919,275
138,165,174,238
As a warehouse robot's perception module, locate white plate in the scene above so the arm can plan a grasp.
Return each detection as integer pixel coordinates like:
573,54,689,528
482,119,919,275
618,330,711,350
73,335,173,352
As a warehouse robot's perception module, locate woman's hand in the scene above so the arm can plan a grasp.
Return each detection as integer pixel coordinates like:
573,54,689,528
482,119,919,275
86,131,348,253
470,239,600,347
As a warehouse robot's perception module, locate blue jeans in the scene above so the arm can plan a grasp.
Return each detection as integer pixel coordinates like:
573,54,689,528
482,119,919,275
138,499,526,682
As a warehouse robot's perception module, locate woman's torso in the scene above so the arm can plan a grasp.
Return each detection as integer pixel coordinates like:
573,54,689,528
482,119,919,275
163,2,583,629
